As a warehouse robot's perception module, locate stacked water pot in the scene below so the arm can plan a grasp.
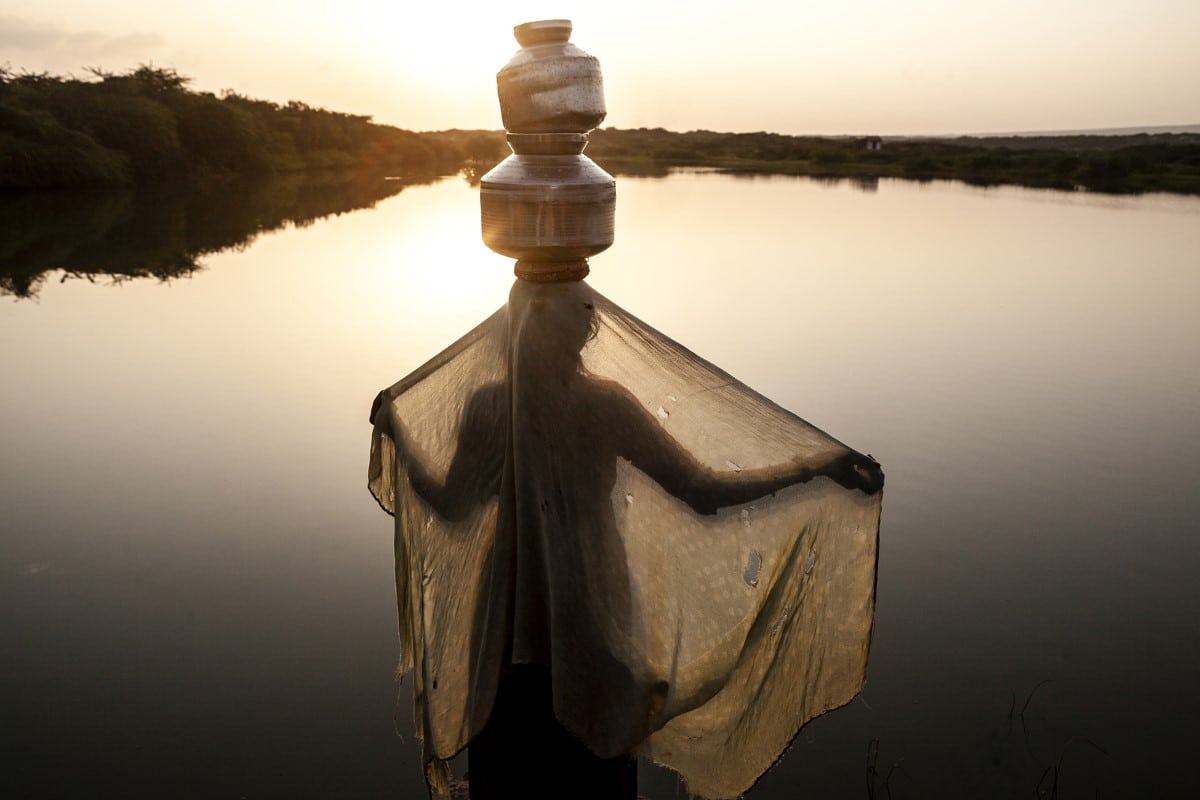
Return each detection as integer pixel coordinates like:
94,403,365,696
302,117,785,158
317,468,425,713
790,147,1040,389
480,20,616,282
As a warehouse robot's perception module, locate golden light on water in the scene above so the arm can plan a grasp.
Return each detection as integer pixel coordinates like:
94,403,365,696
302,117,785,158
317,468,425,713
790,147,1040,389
4,171,1200,797
371,186,514,323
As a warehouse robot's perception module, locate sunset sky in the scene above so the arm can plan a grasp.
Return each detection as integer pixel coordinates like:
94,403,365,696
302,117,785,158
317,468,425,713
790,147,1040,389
3,1,1197,136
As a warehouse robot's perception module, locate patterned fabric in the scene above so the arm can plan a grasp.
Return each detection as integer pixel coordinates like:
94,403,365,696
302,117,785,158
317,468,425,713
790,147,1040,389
369,278,882,798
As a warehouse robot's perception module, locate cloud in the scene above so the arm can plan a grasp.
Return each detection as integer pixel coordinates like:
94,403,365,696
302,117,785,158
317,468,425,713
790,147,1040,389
0,15,163,60
0,16,60,49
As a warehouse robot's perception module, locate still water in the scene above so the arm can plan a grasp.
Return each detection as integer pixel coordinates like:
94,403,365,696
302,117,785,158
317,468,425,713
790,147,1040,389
2,172,1199,798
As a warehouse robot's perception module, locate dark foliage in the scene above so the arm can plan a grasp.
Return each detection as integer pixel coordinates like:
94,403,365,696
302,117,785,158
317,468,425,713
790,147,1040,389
584,128,1200,194
0,66,465,190
2,66,1197,194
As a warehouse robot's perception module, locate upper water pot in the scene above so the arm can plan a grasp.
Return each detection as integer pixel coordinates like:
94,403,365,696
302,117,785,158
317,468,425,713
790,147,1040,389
497,19,606,134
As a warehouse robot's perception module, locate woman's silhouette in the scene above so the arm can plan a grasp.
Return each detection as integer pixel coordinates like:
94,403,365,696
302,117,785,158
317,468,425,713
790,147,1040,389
369,279,882,799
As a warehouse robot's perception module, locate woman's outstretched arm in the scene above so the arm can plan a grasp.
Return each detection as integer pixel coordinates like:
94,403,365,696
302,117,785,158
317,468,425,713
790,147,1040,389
602,382,882,514
371,385,506,522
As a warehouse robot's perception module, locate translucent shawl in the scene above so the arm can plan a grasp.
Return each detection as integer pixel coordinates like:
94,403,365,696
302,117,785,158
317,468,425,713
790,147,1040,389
368,278,882,799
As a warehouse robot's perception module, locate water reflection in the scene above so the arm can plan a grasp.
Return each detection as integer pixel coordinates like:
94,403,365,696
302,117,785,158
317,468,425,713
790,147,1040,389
0,172,429,299
2,173,1199,799
733,173,881,192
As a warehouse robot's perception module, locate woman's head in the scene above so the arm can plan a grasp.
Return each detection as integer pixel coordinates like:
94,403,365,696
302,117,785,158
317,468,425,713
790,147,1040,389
511,280,599,376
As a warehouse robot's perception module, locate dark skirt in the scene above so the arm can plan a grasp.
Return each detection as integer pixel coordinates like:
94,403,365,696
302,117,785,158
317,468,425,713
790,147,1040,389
468,665,637,800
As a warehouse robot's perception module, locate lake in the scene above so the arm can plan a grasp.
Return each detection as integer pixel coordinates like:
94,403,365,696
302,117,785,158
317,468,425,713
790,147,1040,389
2,171,1198,799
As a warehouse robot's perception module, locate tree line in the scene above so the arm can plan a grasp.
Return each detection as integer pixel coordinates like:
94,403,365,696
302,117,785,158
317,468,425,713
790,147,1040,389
2,66,1198,194
584,128,1200,194
0,65,505,190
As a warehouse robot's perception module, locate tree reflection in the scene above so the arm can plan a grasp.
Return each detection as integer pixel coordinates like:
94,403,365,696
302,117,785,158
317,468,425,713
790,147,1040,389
0,173,430,299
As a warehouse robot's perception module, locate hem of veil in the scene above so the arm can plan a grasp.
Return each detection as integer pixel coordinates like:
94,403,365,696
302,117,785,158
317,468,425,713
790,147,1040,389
514,259,590,282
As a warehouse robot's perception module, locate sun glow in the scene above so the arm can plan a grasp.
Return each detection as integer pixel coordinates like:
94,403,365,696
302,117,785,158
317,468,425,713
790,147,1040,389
368,180,514,335
5,0,1198,134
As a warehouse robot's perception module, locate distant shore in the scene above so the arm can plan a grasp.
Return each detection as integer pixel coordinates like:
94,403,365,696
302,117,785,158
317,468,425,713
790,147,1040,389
581,128,1200,195
3,66,1198,195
